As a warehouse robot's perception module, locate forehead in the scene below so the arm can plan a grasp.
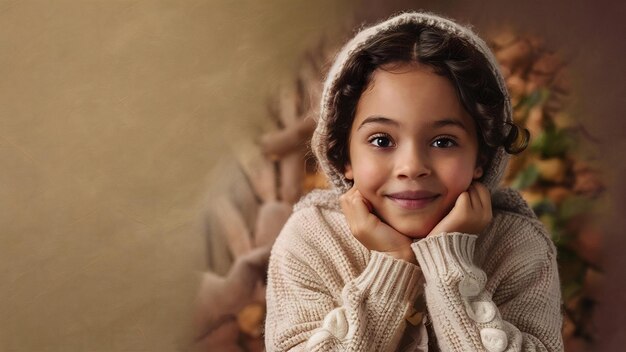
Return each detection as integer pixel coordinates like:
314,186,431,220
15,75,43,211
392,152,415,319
357,64,465,114
354,62,473,130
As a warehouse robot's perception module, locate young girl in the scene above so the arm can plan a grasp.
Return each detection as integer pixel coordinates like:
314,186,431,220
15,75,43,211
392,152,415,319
265,11,563,352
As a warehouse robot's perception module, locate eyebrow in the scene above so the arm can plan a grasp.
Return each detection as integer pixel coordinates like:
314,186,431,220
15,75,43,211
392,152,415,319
432,118,469,132
357,116,399,130
357,115,469,131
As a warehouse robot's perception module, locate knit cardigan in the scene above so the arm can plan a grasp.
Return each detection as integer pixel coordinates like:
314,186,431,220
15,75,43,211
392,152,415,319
264,188,563,351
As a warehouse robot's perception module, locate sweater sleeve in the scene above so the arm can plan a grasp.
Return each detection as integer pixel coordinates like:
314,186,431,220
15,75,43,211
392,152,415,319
410,229,563,352
264,210,424,352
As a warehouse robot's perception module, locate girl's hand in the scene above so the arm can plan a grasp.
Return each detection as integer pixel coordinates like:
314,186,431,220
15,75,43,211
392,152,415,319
340,187,416,264
428,182,492,237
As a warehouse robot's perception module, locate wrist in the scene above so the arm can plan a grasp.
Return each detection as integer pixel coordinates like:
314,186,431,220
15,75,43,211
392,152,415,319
411,233,480,280
355,251,423,303
387,247,418,265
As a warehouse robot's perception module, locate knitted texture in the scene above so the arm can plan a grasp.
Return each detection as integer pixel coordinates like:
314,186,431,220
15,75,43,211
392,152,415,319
311,11,513,194
265,189,564,351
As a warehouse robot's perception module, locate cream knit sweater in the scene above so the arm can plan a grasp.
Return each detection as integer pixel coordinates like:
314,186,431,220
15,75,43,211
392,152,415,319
264,189,563,351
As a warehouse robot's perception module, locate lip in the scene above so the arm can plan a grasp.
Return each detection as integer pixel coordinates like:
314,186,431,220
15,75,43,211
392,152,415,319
386,190,439,210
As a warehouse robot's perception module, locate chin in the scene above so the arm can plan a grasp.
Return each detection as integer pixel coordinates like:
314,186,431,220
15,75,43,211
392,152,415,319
377,211,439,239
390,222,433,239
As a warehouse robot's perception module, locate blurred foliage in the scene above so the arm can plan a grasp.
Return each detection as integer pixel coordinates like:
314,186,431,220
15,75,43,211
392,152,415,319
491,30,604,346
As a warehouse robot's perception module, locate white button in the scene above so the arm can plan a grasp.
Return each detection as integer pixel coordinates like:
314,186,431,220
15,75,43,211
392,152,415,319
458,277,482,297
306,329,333,348
480,328,508,352
307,307,350,348
466,301,497,323
322,307,349,338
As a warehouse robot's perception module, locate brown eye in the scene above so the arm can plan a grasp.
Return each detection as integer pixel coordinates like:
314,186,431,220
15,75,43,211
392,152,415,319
431,137,457,148
368,134,394,148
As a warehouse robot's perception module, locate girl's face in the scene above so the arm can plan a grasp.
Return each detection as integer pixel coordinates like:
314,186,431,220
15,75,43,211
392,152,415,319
344,63,483,238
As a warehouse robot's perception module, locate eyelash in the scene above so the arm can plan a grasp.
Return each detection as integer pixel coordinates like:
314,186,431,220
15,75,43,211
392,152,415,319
431,136,458,148
367,134,459,149
368,133,395,148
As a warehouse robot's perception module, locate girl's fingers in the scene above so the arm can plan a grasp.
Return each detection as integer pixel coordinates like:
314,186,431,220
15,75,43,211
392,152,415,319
456,190,471,210
341,188,375,239
474,182,491,210
467,184,482,209
475,183,493,222
361,195,374,213
468,182,492,229
471,182,492,222
349,190,372,223
339,187,358,215
353,190,372,214
341,187,413,255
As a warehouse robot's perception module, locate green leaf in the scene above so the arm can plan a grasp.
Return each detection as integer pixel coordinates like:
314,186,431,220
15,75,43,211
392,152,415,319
557,247,586,287
551,226,566,246
530,125,573,158
517,88,550,109
561,281,582,302
534,199,557,217
511,164,539,190
558,195,592,221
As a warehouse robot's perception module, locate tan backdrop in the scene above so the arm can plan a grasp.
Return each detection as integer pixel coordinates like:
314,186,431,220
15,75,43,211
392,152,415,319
0,1,354,350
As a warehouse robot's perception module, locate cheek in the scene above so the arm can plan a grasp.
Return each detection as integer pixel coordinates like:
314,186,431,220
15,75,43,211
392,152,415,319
352,162,384,189
438,158,476,195
350,158,388,205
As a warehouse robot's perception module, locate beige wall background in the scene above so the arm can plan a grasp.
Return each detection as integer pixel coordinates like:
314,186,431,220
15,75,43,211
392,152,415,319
0,1,354,350
2,0,626,351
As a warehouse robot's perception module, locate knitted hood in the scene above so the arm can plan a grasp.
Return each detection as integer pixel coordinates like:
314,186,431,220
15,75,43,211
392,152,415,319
311,11,513,195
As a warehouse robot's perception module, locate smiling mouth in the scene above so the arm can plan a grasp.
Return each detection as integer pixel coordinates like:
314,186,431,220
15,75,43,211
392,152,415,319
386,191,440,210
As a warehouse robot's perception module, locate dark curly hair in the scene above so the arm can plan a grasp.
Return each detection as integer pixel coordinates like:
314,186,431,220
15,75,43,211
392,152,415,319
326,23,528,175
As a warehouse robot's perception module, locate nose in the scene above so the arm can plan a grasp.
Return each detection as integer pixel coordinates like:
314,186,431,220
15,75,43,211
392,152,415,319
395,144,431,180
